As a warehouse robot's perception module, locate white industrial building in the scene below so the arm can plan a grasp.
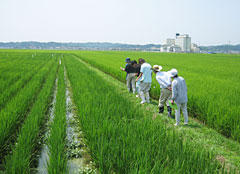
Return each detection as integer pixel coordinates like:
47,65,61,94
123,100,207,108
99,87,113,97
160,33,199,53
166,38,175,46
160,44,181,52
191,43,200,53
175,34,191,52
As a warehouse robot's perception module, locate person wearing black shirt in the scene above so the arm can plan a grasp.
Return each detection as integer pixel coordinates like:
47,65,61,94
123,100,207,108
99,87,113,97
120,58,136,93
132,60,141,97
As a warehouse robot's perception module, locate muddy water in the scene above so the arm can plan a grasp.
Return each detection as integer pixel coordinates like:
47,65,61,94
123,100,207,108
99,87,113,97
65,68,97,174
37,77,58,174
66,85,85,173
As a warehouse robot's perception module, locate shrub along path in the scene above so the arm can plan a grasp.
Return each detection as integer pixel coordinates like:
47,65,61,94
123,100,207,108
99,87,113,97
72,54,240,172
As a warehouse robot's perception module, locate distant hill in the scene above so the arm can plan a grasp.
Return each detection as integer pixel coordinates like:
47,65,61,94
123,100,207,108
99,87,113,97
200,44,240,53
0,41,161,51
0,41,239,53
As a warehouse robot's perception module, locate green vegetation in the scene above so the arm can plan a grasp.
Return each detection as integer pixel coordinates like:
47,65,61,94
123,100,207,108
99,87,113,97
4,59,58,173
0,56,56,159
65,55,222,173
0,53,51,110
72,51,240,142
47,58,68,174
0,50,239,173
78,55,240,172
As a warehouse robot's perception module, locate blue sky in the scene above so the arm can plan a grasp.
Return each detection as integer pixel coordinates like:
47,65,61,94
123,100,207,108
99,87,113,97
0,0,239,46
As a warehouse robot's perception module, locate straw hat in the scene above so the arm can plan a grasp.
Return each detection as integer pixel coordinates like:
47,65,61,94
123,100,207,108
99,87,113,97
152,65,162,72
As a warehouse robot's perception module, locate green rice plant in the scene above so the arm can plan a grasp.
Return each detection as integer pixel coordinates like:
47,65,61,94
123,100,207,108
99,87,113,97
4,61,58,173
0,52,53,85
0,52,27,70
47,59,67,174
0,54,51,110
0,53,35,91
0,57,57,158
72,51,240,142
65,55,223,174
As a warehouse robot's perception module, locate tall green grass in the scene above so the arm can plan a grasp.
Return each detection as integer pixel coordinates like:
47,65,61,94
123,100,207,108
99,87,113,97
47,59,67,174
0,53,51,110
0,57,57,158
4,60,58,173
65,55,222,173
72,51,240,142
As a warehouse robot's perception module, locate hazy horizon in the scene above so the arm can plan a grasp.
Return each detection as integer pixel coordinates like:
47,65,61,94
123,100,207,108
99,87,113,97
1,0,239,46
1,40,240,47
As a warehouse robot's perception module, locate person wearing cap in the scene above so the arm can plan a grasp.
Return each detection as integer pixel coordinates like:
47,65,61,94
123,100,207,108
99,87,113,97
120,58,131,76
170,69,188,126
152,65,172,117
136,58,152,104
120,58,136,93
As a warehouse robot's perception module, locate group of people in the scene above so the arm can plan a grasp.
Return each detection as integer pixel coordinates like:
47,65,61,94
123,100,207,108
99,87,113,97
120,58,188,126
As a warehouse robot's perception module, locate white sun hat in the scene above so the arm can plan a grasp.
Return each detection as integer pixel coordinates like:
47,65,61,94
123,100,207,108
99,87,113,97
152,65,162,72
169,68,178,77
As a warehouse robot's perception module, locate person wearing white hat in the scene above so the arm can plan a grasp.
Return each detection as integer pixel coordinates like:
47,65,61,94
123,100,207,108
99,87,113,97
136,58,152,104
152,65,172,117
170,69,188,126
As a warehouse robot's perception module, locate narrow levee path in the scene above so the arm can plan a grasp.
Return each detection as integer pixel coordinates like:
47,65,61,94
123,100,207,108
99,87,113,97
72,54,240,172
64,67,97,174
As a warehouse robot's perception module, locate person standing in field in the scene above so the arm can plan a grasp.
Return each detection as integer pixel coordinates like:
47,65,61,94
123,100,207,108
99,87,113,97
131,60,141,97
136,58,152,104
170,69,188,126
120,57,131,79
152,65,172,117
120,58,136,93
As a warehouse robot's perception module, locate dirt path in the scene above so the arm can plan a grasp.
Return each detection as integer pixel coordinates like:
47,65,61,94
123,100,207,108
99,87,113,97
72,54,240,172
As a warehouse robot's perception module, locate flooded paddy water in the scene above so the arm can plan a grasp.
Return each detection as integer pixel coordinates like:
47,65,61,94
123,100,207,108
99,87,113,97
65,68,97,174
17,64,97,174
37,77,58,174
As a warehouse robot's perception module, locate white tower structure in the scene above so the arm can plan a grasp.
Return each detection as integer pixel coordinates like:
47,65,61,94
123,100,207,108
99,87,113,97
166,38,175,45
175,34,191,52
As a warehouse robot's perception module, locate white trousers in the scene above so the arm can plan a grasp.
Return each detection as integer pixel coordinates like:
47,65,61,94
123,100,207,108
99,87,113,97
139,82,151,103
126,73,136,93
175,102,188,125
136,80,141,94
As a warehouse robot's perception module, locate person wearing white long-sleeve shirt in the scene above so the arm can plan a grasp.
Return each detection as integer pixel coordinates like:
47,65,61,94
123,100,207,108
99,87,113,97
170,69,188,126
152,65,172,117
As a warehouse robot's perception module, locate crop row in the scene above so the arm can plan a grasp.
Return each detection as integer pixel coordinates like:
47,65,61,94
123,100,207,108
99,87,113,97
0,53,45,91
0,56,57,160
72,51,240,142
47,58,68,174
0,53,77,173
0,55,51,110
64,55,223,173
4,58,59,173
0,52,27,68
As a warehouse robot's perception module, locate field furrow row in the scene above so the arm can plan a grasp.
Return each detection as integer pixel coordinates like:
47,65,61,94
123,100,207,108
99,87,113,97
4,59,59,173
0,57,57,163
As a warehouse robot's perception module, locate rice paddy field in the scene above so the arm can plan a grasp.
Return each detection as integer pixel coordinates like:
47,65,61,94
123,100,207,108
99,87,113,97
0,49,240,173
